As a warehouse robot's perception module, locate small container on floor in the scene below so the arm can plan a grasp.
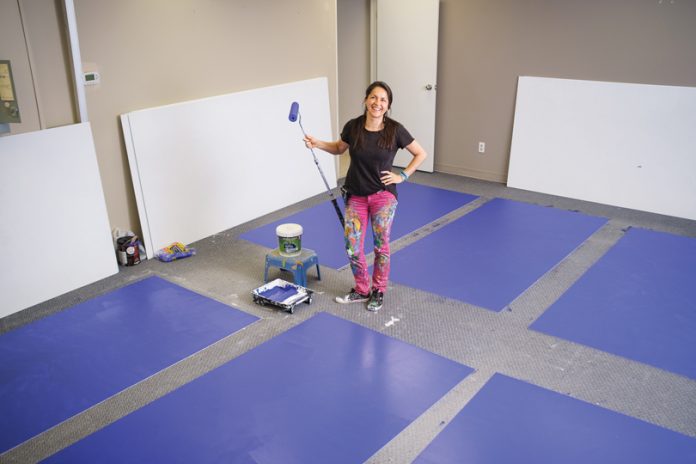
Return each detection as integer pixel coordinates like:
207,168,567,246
251,278,313,314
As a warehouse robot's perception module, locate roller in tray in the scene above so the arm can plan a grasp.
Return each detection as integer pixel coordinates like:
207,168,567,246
252,278,313,314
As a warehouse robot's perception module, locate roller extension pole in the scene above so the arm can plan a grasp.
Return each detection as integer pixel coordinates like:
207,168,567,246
289,102,345,229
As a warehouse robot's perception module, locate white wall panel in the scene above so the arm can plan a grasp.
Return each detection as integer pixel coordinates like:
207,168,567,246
122,78,336,258
508,77,696,221
0,123,118,318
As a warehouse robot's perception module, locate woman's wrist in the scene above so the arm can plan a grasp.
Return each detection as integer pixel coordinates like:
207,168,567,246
399,169,409,182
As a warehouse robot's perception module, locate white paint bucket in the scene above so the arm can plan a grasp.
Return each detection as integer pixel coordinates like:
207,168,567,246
276,223,303,257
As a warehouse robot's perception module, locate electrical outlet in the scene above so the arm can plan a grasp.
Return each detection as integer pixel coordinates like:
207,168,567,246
478,142,486,153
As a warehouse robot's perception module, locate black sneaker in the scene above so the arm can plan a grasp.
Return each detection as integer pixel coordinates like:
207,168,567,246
335,288,370,304
367,290,384,312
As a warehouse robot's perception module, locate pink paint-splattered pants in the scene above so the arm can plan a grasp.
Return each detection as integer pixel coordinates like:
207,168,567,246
343,190,398,295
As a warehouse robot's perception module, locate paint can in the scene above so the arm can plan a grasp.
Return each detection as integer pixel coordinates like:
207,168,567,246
117,236,141,266
276,223,303,257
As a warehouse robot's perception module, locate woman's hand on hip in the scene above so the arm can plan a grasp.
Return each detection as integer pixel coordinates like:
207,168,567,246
380,170,404,185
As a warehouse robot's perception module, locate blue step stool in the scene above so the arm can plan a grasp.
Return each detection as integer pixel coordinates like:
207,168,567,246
264,248,321,288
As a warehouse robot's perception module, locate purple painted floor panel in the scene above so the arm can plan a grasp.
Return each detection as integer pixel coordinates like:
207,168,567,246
531,227,696,379
240,182,478,269
388,198,607,311
0,276,258,453
44,313,474,464
415,374,696,463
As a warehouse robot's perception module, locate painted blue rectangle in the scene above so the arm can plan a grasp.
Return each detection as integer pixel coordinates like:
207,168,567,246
531,227,696,379
388,198,607,311
240,182,478,269
415,374,696,463
0,276,258,453
44,312,474,464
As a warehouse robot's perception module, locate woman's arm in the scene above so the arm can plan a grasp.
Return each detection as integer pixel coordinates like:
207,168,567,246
400,140,428,176
380,140,428,185
303,135,349,155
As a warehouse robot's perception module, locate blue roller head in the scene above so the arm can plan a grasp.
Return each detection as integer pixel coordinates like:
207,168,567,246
288,101,299,122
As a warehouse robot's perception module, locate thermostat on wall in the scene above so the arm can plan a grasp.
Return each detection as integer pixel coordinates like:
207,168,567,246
83,71,100,86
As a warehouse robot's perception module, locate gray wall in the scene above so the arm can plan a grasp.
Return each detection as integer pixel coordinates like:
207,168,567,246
338,0,696,182
337,0,371,176
2,0,339,237
6,0,696,235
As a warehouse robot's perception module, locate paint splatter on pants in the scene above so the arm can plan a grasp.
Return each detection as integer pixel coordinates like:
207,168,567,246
344,190,398,295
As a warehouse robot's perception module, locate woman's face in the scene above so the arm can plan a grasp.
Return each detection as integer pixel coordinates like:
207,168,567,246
364,86,390,119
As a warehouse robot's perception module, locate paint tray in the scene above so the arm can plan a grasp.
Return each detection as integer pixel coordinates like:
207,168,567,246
252,278,313,314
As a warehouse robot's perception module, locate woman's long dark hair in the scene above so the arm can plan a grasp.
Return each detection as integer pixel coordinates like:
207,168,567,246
351,81,399,151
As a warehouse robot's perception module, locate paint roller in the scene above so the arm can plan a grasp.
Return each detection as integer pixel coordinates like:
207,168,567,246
289,101,345,229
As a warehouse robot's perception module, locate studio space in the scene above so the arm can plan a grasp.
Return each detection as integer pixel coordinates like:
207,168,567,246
1,1,696,463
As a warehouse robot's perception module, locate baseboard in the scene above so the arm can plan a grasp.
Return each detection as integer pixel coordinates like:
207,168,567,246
434,163,507,184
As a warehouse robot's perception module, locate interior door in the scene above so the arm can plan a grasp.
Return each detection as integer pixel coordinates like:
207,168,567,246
0,0,41,134
373,0,439,172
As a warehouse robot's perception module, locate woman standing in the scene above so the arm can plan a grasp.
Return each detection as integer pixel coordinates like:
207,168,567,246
303,81,427,311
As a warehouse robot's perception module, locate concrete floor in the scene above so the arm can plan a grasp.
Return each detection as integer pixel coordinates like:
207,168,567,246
2,172,696,463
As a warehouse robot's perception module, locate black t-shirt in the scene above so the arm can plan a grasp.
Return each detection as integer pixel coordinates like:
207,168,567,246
340,116,414,199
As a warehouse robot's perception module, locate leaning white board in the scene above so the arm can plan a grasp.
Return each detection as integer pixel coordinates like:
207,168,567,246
122,77,336,259
507,76,696,221
0,123,118,318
